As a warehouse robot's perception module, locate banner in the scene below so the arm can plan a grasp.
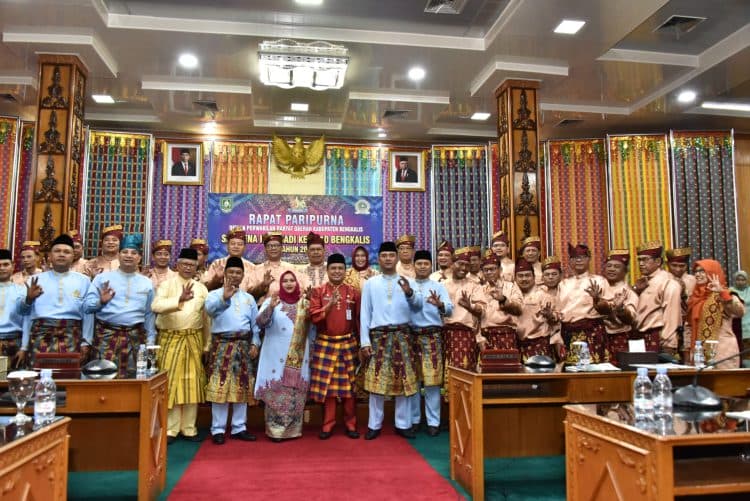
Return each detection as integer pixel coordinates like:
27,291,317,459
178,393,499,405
207,194,382,265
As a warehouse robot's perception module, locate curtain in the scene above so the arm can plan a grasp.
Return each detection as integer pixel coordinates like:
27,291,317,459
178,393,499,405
382,150,432,250
432,146,488,248
84,132,151,256
12,123,35,257
546,139,609,270
671,131,738,277
211,142,269,193
607,134,672,279
0,117,19,247
325,145,383,196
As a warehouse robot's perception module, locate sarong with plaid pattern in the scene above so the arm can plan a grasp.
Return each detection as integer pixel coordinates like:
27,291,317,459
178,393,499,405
0,332,22,370
364,324,417,396
93,319,146,378
308,333,358,403
411,326,444,387
205,332,256,404
30,318,82,365
561,318,606,365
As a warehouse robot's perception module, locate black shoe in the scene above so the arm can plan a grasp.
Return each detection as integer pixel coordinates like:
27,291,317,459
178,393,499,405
319,431,332,440
269,437,283,443
346,429,360,439
410,423,421,434
182,434,202,442
212,433,226,445
395,427,416,439
167,435,177,445
364,428,381,440
230,431,257,442
426,426,440,437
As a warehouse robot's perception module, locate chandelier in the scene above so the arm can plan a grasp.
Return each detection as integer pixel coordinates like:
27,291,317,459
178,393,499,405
258,39,349,91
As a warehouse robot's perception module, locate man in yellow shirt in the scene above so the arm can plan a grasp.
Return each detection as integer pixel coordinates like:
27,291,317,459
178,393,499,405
152,248,209,443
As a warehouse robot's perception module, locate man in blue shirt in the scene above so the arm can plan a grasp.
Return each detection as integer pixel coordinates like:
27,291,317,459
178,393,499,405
0,249,28,369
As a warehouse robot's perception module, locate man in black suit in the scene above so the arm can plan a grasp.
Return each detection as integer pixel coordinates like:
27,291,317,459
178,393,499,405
396,157,418,183
171,149,196,176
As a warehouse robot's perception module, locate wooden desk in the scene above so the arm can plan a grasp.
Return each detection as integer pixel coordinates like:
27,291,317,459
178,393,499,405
0,417,71,500
447,367,750,501
1,373,167,501
565,403,750,500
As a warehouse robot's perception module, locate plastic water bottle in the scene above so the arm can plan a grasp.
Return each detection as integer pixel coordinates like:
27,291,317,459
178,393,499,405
693,340,705,368
633,367,653,429
136,344,147,378
34,369,57,425
653,367,673,419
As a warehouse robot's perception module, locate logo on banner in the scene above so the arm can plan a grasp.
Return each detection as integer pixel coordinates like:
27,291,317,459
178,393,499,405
289,196,308,213
219,197,233,213
354,199,371,215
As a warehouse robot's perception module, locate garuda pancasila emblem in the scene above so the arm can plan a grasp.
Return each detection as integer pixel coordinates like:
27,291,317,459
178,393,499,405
271,135,326,179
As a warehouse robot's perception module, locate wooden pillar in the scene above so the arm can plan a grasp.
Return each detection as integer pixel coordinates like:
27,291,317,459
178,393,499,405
29,55,87,250
494,80,541,252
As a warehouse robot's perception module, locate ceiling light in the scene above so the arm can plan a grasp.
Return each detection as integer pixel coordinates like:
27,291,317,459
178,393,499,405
202,121,217,133
677,90,696,103
378,132,387,138
291,102,309,112
282,115,297,121
471,112,491,120
258,39,349,91
376,127,384,132
408,67,426,81
701,101,750,112
178,53,199,69
295,0,323,5
554,20,586,34
92,94,115,104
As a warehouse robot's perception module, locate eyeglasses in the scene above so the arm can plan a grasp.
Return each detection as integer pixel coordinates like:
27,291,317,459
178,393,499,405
266,243,282,249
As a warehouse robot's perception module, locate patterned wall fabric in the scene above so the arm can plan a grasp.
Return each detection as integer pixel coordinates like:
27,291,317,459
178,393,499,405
607,134,673,279
546,139,609,270
671,131,738,277
489,143,503,234
432,146,489,249
0,117,19,247
84,132,152,256
381,151,432,250
150,140,210,253
325,145,383,196
211,142,269,193
538,141,547,256
13,123,34,259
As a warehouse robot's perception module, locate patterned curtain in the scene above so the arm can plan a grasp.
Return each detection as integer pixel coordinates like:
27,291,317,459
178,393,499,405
607,134,672,279
671,131,738,277
13,123,35,258
382,150,432,250
0,117,19,247
432,146,488,248
325,145,383,196
211,142,269,193
150,140,210,253
546,139,609,270
84,132,151,256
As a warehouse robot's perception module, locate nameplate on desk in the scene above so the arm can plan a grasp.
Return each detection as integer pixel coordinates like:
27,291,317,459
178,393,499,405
479,349,523,373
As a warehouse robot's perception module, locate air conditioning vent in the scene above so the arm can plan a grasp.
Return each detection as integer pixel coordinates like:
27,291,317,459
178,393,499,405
193,99,219,112
383,109,410,119
654,15,706,35
555,119,583,127
424,0,468,14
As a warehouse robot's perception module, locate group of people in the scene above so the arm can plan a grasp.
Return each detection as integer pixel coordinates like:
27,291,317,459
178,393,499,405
0,224,746,445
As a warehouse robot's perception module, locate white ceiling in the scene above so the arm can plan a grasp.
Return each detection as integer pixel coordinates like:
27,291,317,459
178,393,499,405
0,0,748,141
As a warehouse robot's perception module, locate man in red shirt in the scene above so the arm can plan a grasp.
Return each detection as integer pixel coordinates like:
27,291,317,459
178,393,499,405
309,253,361,439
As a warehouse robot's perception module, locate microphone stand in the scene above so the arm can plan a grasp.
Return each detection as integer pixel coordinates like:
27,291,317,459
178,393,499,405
672,346,750,410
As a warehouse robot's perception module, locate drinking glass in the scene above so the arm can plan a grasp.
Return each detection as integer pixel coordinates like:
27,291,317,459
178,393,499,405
146,345,160,375
572,341,590,370
703,340,718,366
7,370,38,425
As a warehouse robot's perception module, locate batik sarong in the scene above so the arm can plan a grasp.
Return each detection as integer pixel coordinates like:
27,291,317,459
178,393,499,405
632,327,661,353
482,325,517,350
411,326,444,387
0,332,22,369
30,318,82,365
93,320,145,378
205,332,255,404
561,318,606,365
605,329,633,366
518,336,553,361
364,324,417,396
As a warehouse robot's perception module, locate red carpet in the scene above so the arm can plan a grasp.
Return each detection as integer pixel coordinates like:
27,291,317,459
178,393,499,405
168,428,462,500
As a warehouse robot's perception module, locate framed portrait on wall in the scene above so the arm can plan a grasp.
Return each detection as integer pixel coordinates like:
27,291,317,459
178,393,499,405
388,150,425,192
163,142,203,185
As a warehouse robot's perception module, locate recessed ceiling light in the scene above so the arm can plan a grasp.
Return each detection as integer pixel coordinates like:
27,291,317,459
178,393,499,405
92,94,115,104
296,0,323,5
471,112,491,120
677,90,696,103
377,127,384,132
378,132,387,138
202,121,217,132
701,101,750,112
282,115,297,121
408,67,426,81
291,103,309,112
554,19,586,35
178,53,199,69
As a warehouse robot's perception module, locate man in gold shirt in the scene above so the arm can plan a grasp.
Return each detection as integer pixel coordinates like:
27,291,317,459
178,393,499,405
152,248,209,444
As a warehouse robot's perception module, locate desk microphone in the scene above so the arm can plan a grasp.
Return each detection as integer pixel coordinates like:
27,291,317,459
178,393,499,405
672,347,750,410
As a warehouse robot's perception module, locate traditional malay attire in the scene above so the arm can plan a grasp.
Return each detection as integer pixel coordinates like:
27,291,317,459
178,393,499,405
190,238,210,282
145,239,177,290
409,250,453,435
0,249,27,369
395,234,417,278
360,242,423,439
541,256,563,297
634,241,682,354
558,243,608,364
429,240,454,283
68,230,89,274
515,259,563,361
255,271,312,441
490,231,515,282
299,231,328,288
666,247,696,351
20,234,93,365
308,253,361,439
687,259,743,369
519,236,543,285
477,255,523,351
86,224,122,277
202,228,255,288
343,245,378,291
599,249,638,364
443,247,483,375
11,241,43,285
151,248,208,442
246,231,298,300
84,234,156,377
204,256,260,443
466,246,483,284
